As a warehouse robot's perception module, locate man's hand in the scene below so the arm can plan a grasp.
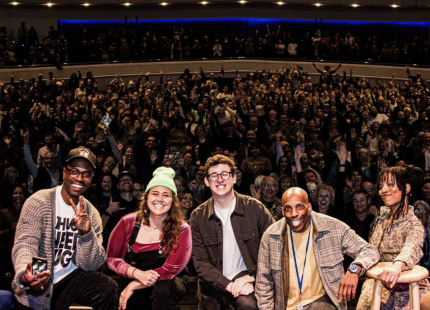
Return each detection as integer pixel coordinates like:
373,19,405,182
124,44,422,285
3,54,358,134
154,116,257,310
107,197,125,215
21,262,51,291
337,270,359,303
226,275,255,298
250,184,261,200
294,144,303,163
70,196,91,236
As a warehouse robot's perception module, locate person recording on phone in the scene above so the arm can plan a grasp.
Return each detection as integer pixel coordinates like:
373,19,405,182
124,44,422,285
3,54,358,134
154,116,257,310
12,147,118,310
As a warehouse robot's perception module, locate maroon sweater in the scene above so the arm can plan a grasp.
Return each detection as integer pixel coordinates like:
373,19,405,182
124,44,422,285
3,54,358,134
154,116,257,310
106,212,192,280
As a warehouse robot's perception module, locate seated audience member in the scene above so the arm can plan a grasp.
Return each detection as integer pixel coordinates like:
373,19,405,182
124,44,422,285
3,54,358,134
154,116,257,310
256,187,380,310
107,167,191,310
188,165,210,204
89,173,118,217
241,143,272,179
0,186,27,291
357,166,430,310
101,170,139,249
191,155,274,310
252,175,283,220
413,200,430,272
23,130,62,192
12,147,118,310
37,132,62,168
343,189,375,242
133,180,145,201
179,191,197,221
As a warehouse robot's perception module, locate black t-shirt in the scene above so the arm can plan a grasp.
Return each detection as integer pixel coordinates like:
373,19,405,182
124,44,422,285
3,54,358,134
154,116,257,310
103,195,139,248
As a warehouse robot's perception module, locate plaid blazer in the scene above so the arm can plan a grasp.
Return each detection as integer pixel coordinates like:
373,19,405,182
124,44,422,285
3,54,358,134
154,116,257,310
255,211,380,310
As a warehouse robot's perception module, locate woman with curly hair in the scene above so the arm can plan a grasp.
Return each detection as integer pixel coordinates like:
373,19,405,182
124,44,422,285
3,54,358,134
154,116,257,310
107,167,191,310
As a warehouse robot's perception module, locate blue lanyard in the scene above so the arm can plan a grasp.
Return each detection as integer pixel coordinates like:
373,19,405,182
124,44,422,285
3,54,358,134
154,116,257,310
289,218,312,298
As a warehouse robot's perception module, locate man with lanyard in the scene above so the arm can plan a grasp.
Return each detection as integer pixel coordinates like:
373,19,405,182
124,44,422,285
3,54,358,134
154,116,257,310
256,187,379,310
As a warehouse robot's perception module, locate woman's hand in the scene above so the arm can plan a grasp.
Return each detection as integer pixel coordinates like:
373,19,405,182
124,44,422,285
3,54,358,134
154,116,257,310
133,269,160,287
119,281,140,310
377,261,405,288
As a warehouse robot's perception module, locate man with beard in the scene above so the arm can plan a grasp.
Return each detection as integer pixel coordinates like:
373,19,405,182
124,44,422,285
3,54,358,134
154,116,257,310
237,130,270,167
241,143,272,181
188,165,210,205
24,130,62,193
12,147,118,310
37,132,62,168
101,171,139,249
367,105,388,128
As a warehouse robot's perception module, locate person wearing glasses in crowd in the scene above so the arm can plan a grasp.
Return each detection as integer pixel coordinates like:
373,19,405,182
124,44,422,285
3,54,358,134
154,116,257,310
251,175,283,220
133,181,145,201
23,130,62,193
190,154,274,310
101,171,139,249
12,147,118,310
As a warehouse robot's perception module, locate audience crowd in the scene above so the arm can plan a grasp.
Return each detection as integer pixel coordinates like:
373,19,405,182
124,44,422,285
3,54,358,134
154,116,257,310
1,20,430,66
1,59,430,309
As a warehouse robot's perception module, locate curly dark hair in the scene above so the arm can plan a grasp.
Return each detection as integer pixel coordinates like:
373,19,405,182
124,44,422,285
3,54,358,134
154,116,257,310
205,154,237,174
135,190,183,257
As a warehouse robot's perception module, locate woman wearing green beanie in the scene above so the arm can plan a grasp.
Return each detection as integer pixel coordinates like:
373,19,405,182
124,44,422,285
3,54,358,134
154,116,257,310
107,167,191,310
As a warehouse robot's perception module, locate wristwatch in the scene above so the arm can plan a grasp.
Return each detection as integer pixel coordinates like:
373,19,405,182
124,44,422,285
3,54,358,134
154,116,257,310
348,264,364,276
104,211,112,217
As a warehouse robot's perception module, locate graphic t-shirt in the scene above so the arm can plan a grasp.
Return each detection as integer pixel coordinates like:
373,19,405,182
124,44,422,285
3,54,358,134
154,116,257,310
53,186,79,284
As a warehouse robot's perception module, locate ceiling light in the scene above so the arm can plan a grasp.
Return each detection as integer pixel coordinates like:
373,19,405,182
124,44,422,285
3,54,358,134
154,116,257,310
200,1,208,4
277,1,284,5
82,3,90,6
123,2,131,6
351,3,359,7
391,4,399,8
314,3,322,6
11,2,19,5
239,0,246,3
46,2,53,6
160,2,168,5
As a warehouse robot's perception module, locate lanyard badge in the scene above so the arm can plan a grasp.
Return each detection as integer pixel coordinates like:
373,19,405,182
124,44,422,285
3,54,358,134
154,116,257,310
289,218,312,310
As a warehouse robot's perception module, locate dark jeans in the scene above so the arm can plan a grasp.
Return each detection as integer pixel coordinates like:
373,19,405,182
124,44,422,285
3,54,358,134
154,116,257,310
198,271,257,310
125,276,189,310
304,295,337,310
18,269,118,310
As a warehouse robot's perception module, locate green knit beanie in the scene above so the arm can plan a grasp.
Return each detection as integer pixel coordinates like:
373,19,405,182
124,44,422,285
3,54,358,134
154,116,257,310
146,167,177,196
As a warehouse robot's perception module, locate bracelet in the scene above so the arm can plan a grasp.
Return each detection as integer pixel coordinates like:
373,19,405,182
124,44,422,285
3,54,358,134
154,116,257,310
131,268,137,279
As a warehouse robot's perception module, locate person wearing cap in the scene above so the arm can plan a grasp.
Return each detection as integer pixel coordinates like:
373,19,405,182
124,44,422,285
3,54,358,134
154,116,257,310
107,167,191,310
101,171,139,249
12,147,118,310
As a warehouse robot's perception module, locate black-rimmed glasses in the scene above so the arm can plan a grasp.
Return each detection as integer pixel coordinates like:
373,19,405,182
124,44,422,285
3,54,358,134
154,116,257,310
65,167,94,180
207,171,233,182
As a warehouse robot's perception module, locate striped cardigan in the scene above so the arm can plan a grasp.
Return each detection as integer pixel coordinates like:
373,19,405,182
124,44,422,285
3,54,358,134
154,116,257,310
12,187,106,310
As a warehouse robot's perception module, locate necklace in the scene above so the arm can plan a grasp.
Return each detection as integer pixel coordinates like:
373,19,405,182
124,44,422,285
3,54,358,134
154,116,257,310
148,218,165,254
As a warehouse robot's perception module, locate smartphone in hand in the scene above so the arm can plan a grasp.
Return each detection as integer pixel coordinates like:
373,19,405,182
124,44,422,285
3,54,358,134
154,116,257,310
32,257,47,276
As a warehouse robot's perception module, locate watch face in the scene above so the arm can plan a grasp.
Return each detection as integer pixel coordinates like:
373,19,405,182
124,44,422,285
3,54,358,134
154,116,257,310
349,265,359,273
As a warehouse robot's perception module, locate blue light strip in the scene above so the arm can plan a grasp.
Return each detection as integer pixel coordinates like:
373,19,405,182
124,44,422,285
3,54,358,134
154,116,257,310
58,18,429,27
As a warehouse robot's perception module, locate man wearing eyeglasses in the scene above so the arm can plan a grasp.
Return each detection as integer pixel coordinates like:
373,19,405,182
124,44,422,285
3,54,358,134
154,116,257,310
254,176,283,220
12,147,118,310
101,171,139,248
191,154,274,310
